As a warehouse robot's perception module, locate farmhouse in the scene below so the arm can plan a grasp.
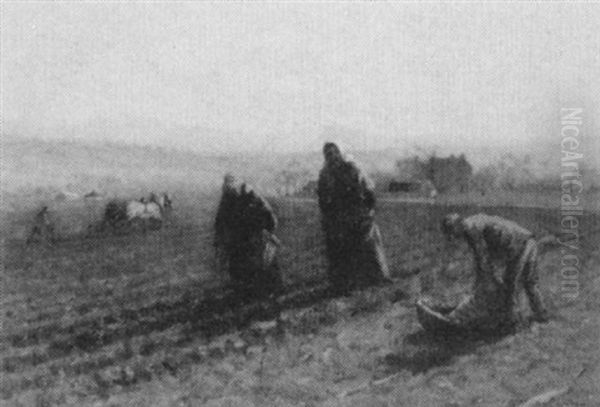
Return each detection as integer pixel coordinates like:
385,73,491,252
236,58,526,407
388,179,437,198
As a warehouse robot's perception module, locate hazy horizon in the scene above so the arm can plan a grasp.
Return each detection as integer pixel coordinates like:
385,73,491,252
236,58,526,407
2,3,599,156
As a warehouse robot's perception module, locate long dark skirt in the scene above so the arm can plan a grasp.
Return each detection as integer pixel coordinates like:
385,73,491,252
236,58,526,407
324,222,390,293
228,232,283,301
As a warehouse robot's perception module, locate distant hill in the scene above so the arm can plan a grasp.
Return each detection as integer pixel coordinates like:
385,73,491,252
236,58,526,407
3,135,597,207
2,136,251,197
1,136,406,196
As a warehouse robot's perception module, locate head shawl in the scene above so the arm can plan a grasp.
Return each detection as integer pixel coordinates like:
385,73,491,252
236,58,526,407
222,173,237,193
323,142,344,166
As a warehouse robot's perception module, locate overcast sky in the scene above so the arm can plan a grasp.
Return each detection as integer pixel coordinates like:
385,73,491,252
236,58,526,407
2,2,599,154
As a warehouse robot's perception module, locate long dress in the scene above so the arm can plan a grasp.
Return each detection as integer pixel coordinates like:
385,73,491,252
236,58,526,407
317,158,390,292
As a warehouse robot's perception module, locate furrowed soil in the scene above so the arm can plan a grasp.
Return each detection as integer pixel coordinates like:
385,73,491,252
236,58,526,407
1,198,599,406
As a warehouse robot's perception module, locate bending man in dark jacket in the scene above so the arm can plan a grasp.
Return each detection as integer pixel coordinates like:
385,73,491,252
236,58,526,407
417,213,549,333
214,175,282,300
317,142,390,293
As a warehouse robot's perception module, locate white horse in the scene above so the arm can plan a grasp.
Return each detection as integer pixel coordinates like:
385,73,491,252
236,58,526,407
126,200,162,221
103,192,172,230
127,192,172,226
150,192,173,214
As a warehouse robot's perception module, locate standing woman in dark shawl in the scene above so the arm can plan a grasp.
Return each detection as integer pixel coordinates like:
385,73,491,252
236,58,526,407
317,142,390,293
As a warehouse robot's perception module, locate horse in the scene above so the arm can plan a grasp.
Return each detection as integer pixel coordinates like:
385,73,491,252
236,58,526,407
149,192,173,216
102,192,172,232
